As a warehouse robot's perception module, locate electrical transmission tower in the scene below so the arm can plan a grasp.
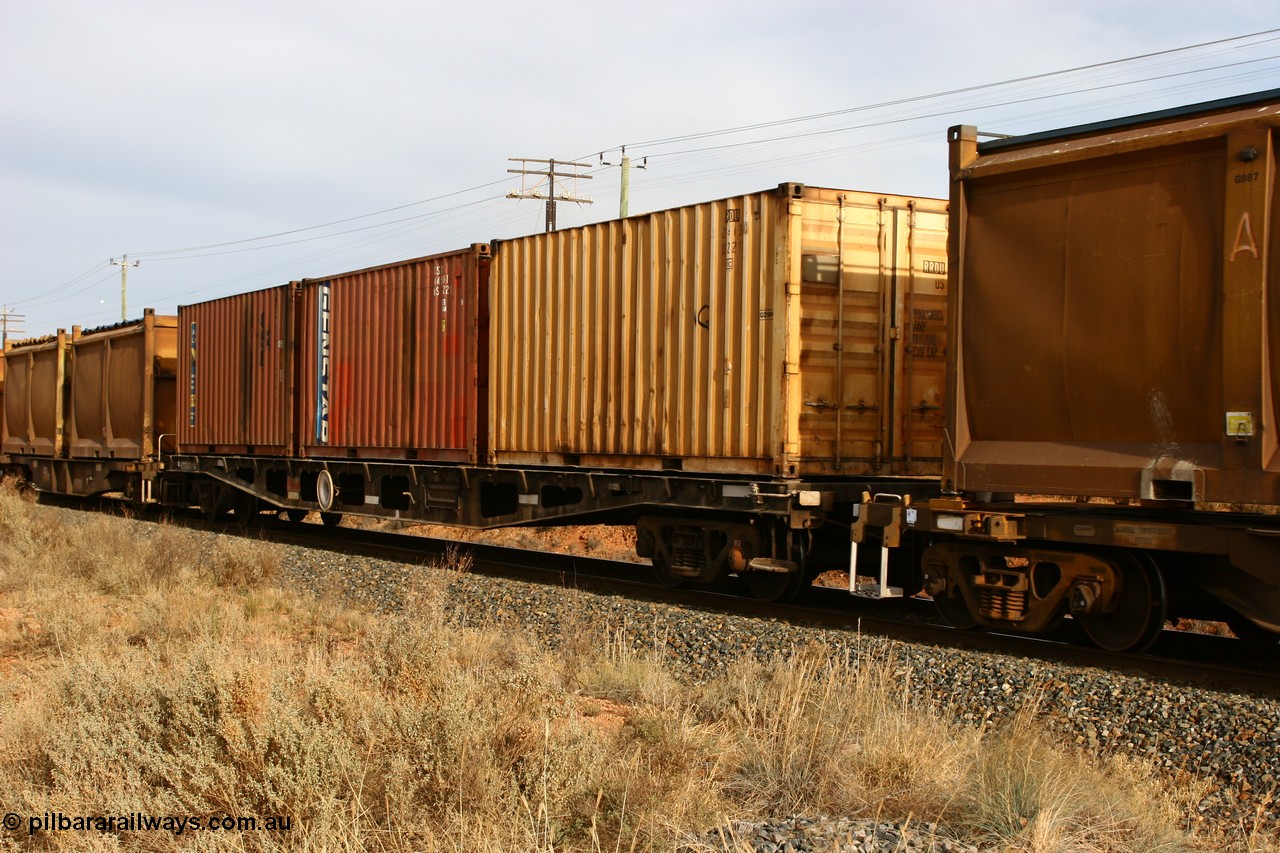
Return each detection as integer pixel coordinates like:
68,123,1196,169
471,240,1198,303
506,158,593,232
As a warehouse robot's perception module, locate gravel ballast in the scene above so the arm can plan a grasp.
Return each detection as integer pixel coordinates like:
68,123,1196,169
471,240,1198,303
279,542,1279,850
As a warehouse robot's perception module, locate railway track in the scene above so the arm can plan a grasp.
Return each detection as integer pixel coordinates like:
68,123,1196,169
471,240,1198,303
52,493,1279,696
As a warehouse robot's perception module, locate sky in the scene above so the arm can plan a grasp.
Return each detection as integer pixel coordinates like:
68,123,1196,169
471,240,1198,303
2,0,1278,339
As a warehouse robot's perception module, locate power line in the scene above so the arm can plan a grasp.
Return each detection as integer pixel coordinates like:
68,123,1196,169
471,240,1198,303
130,179,511,259
632,52,1280,162
625,28,1280,150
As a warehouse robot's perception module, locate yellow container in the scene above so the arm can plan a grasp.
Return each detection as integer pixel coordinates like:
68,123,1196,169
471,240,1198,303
490,183,948,477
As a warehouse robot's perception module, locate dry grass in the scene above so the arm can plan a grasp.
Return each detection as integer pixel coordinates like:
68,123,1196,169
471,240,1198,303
0,483,1273,852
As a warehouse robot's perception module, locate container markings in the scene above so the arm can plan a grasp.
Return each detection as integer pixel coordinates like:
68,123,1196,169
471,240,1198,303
187,321,197,427
315,282,331,444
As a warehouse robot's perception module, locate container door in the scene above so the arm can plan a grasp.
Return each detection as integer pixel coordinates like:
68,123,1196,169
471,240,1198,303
796,197,946,476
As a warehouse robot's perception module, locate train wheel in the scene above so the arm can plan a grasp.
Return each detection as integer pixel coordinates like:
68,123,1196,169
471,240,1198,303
198,484,230,521
1078,553,1166,653
233,492,259,528
744,569,804,602
933,590,979,630
320,512,343,527
284,509,308,523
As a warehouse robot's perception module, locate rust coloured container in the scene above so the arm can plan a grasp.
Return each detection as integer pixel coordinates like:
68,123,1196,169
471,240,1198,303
68,310,178,460
945,90,1280,505
297,245,489,462
178,285,297,454
3,331,69,458
490,183,948,477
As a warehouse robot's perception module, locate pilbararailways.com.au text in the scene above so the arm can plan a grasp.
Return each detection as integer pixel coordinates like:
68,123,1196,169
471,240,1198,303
6,811,293,836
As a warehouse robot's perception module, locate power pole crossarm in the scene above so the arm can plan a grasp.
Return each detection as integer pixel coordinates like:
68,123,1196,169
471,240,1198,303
506,157,593,232
1,306,26,348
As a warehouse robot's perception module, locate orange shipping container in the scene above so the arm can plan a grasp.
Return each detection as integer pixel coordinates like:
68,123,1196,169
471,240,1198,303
490,183,948,477
297,245,489,461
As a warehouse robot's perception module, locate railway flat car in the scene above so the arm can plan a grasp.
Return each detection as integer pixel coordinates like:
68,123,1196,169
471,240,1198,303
856,89,1280,650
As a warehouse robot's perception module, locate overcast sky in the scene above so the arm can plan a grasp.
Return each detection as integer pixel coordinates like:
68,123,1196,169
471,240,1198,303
2,1,1277,338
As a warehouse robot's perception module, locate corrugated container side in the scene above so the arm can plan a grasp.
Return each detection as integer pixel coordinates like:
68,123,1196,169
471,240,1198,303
2,332,69,457
297,245,488,461
490,183,947,477
69,311,178,460
178,285,296,454
946,92,1280,504
492,191,783,473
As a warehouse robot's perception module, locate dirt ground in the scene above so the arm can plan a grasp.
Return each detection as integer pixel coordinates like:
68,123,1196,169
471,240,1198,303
353,518,646,564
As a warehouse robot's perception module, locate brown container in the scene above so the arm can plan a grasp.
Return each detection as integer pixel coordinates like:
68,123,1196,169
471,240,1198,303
946,90,1280,504
297,245,489,461
177,285,297,454
490,183,948,477
68,310,178,460
3,331,69,457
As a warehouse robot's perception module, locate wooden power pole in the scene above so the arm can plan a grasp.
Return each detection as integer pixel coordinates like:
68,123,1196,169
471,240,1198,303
110,254,140,321
600,147,647,218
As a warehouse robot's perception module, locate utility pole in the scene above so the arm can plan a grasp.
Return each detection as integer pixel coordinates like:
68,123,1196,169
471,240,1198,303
1,306,25,348
506,158,593,232
600,147,647,218
110,254,140,321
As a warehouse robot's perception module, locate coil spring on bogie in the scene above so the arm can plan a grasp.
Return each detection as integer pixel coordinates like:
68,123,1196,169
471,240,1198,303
979,589,1028,621
672,547,705,571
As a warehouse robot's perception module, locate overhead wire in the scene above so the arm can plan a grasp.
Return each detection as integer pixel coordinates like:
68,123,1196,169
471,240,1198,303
624,28,1280,150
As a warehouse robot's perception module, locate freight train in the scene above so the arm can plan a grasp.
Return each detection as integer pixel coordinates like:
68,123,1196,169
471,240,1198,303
3,90,1278,652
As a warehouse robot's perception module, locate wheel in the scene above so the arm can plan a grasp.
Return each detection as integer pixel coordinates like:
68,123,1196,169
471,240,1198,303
284,508,308,523
744,568,805,602
933,590,979,630
320,512,343,527
232,491,259,528
198,484,230,521
1077,553,1166,653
